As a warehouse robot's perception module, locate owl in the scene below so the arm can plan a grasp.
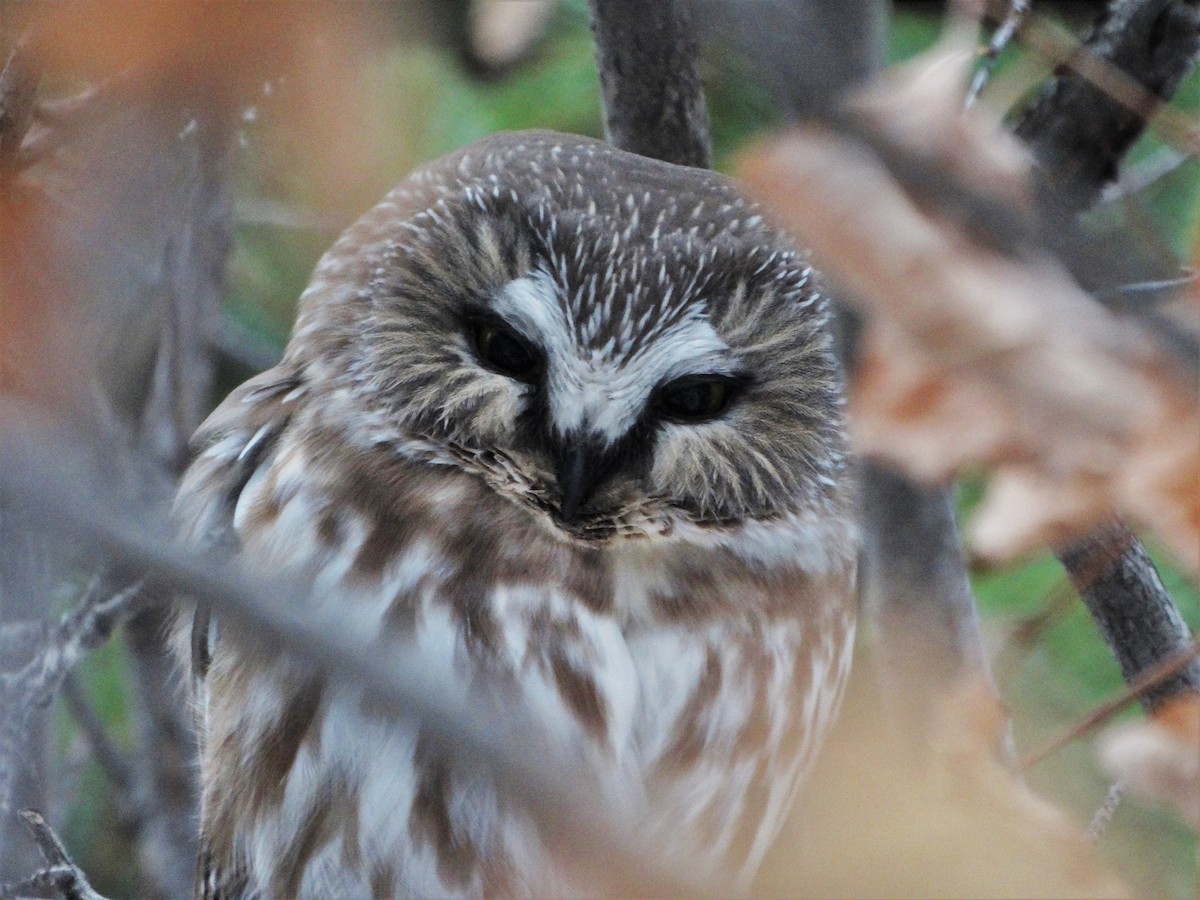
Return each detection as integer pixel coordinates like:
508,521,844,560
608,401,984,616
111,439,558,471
175,130,857,898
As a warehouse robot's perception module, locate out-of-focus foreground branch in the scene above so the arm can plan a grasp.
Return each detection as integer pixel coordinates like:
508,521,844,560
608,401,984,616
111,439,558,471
0,410,707,900
724,0,1002,754
738,14,1200,848
0,5,379,892
740,33,1199,580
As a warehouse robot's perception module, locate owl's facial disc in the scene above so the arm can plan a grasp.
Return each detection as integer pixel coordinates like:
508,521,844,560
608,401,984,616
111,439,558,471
480,272,742,527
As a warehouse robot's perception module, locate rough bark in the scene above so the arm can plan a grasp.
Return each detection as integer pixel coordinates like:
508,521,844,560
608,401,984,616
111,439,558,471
1014,0,1200,214
586,0,712,168
1014,0,1200,710
1059,524,1200,709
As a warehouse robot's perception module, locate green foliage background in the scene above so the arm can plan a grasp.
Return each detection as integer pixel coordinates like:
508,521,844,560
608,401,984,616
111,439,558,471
61,5,1198,897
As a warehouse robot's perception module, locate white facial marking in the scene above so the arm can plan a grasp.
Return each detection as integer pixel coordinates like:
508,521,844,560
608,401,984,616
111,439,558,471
492,272,736,444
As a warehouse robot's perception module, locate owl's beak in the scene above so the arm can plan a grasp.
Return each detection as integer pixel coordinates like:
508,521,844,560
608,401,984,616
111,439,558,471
555,438,609,524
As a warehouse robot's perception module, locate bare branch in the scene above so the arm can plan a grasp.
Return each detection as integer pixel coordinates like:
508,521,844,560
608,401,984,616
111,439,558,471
0,415,714,899
1022,639,1200,769
586,0,712,168
1014,0,1200,214
1059,523,1200,710
5,810,106,900
858,462,1000,755
1010,0,1200,717
967,0,1031,106
720,3,999,757
743,118,1199,570
0,578,148,818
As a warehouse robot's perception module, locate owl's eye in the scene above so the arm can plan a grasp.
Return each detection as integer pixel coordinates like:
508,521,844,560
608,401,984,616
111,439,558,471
473,320,541,382
656,375,738,423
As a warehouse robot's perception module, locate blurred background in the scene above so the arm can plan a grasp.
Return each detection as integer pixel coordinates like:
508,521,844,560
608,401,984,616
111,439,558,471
0,1,1196,897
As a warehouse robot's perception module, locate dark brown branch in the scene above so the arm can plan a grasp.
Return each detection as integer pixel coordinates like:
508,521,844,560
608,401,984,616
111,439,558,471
1013,1,1200,713
1014,0,1200,214
1059,523,1200,710
586,0,712,168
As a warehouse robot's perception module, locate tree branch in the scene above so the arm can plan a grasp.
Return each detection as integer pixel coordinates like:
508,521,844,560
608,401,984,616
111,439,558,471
0,414,714,900
1059,523,1200,709
0,578,148,820
1014,0,1200,712
1014,0,1200,214
859,464,998,751
586,0,712,168
0,810,108,900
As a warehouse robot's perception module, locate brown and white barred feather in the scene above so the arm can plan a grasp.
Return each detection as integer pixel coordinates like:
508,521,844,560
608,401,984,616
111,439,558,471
175,131,857,898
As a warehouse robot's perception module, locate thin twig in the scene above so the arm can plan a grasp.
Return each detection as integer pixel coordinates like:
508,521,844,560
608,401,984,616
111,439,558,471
0,578,148,817
1093,268,1199,305
10,810,106,900
1022,640,1200,770
0,578,146,710
1086,781,1124,842
60,675,133,796
1100,145,1194,204
967,0,1031,107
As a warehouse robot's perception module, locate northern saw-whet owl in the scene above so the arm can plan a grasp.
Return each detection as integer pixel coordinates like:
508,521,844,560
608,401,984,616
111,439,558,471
175,131,857,898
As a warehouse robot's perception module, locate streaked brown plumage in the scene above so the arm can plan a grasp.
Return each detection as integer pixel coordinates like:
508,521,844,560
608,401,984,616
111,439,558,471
176,130,856,897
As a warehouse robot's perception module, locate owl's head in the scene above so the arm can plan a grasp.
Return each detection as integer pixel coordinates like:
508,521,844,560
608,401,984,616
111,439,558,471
288,132,845,542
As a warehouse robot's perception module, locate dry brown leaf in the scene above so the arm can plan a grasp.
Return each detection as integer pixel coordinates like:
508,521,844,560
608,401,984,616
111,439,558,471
757,674,1130,898
736,41,1200,573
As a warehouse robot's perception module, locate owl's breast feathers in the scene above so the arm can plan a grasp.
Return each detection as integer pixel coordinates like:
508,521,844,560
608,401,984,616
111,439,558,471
176,368,856,897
